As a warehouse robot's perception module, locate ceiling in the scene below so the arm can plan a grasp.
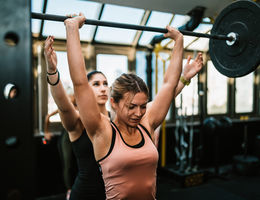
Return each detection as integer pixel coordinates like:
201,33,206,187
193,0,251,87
87,0,234,18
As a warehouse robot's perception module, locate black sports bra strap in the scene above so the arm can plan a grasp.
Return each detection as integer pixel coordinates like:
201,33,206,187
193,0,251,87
111,121,144,148
139,124,152,140
97,124,116,163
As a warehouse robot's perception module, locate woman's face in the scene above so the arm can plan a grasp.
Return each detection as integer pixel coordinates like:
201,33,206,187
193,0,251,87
114,92,148,127
89,73,109,105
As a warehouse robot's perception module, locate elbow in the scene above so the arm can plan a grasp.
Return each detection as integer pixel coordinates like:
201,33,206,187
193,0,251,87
73,81,84,88
62,118,79,133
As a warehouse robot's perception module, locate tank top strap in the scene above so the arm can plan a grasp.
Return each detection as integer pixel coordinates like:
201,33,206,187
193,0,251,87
111,122,146,148
97,123,116,163
110,121,117,130
138,124,153,141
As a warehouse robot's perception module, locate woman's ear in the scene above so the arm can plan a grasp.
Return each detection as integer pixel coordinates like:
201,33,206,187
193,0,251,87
110,97,116,111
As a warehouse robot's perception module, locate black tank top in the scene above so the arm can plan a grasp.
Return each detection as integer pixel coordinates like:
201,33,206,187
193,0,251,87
70,130,106,200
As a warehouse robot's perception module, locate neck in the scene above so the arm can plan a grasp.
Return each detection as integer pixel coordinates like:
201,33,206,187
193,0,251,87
113,116,137,135
99,104,108,116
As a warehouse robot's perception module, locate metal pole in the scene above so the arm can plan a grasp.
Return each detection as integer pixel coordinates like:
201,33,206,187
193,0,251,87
31,12,233,41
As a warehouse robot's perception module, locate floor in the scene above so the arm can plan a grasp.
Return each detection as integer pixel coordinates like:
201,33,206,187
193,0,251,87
37,165,260,200
156,165,260,200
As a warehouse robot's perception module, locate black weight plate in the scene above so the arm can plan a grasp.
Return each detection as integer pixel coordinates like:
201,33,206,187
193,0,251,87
209,0,260,77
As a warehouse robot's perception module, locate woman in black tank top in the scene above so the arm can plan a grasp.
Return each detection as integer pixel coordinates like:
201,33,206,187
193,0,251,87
44,36,111,200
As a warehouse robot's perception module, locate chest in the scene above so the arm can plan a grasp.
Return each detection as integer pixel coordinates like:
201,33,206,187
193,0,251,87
110,133,158,172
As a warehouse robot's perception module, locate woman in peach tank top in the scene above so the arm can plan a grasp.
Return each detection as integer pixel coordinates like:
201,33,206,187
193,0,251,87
98,122,158,199
64,12,203,199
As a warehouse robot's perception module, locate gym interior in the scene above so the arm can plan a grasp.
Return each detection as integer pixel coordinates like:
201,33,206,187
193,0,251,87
1,0,260,199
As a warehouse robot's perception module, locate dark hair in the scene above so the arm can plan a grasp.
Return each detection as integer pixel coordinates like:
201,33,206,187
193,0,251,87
87,70,106,81
110,73,149,103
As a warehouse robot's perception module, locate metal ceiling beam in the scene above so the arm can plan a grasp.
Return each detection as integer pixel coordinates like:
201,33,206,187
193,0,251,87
39,0,48,39
132,10,151,47
91,3,105,44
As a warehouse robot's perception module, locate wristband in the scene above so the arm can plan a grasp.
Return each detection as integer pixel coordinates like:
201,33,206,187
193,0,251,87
47,70,58,75
180,76,190,86
47,70,60,86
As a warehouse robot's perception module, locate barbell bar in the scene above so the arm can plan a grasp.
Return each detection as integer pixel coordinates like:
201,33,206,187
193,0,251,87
31,12,234,42
31,0,260,78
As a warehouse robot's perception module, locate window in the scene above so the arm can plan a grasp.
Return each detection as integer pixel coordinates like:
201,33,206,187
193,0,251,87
184,24,213,51
31,0,44,35
136,51,147,83
43,0,102,41
235,72,254,113
151,52,169,98
97,54,128,112
139,11,173,46
207,61,228,114
96,54,128,86
32,1,215,52
152,52,172,120
95,4,144,44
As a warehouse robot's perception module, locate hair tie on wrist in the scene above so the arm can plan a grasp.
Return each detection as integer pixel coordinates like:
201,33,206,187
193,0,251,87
47,70,58,75
47,70,60,86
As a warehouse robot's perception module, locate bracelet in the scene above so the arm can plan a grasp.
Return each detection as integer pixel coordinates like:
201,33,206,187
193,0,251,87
47,70,58,75
180,76,190,86
47,70,60,86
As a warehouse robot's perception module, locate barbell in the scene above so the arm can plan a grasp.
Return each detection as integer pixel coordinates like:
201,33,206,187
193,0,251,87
31,0,260,78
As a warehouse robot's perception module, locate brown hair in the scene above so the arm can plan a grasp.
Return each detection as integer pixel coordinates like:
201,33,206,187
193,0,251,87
110,73,149,103
87,70,106,81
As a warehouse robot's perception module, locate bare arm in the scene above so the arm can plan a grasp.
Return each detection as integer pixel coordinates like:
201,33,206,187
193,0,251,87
44,36,82,135
64,13,102,137
44,109,59,140
154,125,161,149
146,26,183,130
174,53,203,97
151,53,203,145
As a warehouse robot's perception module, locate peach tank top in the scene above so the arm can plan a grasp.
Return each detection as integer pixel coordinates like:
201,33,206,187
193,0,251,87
98,122,159,200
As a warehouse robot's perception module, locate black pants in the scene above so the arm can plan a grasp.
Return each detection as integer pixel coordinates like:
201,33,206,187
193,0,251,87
58,130,78,190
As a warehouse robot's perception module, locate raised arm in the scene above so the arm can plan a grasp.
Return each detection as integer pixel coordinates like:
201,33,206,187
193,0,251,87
152,53,203,146
64,13,102,136
44,36,82,137
146,26,183,130
174,53,203,97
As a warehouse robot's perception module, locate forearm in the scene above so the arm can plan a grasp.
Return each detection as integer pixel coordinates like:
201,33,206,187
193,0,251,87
174,52,203,97
147,36,183,129
44,115,50,134
163,36,183,89
65,22,88,86
46,68,79,132
174,72,193,97
49,81,73,112
174,81,185,97
44,110,58,133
